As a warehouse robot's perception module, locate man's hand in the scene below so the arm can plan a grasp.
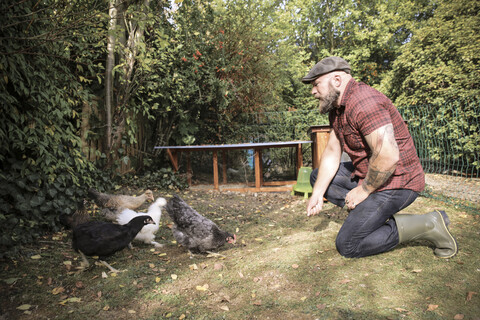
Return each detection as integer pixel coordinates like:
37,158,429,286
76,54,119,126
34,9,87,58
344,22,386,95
344,185,370,211
307,194,324,216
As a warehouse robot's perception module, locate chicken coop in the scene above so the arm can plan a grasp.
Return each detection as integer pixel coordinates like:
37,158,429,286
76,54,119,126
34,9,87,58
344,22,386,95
156,125,331,193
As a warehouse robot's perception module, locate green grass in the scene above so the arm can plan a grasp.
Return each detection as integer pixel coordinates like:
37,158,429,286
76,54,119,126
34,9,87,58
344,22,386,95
1,190,479,320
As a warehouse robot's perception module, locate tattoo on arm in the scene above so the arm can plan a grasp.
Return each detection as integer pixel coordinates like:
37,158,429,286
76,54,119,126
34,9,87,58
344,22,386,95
362,124,398,193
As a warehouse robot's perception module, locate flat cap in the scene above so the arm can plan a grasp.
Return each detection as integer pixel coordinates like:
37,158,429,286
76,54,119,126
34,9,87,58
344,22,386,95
301,56,351,83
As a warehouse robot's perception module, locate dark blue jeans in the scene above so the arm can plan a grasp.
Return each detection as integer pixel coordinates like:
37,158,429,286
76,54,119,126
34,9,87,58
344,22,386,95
310,162,419,258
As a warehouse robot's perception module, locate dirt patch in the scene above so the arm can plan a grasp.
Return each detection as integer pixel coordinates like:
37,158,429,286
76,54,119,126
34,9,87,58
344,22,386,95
425,173,480,204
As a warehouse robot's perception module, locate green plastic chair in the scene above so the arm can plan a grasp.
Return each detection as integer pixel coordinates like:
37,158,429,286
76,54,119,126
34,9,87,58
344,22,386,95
291,167,313,198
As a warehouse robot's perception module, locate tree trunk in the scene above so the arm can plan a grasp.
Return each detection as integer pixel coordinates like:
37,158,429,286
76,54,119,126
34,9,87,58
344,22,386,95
110,0,150,162
105,0,117,153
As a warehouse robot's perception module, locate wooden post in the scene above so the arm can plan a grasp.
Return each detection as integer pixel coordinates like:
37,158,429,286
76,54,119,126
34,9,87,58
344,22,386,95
213,150,219,190
296,143,303,175
166,149,179,172
222,151,227,184
254,149,261,190
308,125,330,169
186,151,192,186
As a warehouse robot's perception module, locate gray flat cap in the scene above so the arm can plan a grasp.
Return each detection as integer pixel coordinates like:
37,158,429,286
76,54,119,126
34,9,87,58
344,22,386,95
302,56,351,83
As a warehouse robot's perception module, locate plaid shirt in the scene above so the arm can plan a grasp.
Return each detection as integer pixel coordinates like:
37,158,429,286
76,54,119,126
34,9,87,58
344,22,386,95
329,79,425,192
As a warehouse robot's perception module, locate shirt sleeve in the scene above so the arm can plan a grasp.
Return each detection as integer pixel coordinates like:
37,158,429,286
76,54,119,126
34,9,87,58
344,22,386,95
354,98,392,136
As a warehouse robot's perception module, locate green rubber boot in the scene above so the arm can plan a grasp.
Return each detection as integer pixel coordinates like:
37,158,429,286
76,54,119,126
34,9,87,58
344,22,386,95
393,210,458,258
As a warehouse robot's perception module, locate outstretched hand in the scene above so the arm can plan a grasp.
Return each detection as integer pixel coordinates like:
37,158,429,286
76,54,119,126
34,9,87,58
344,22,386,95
307,193,324,217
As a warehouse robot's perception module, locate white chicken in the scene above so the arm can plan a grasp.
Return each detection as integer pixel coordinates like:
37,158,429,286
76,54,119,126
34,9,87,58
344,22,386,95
116,197,167,248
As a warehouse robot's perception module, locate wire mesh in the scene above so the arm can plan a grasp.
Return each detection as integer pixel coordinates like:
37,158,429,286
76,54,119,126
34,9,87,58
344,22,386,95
188,100,479,206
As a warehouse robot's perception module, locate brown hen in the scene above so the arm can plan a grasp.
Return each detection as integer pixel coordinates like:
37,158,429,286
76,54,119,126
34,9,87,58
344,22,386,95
88,188,154,212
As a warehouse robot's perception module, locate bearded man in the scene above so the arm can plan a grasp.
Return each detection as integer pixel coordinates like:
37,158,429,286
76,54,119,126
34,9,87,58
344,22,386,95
303,56,457,258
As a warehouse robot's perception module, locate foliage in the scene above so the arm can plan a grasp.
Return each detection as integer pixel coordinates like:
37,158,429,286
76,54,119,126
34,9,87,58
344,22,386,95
399,99,480,175
0,0,107,258
383,0,480,105
119,168,189,191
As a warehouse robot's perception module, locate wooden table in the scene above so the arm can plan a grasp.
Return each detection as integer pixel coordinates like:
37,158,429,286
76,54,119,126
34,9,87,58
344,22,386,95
154,141,312,192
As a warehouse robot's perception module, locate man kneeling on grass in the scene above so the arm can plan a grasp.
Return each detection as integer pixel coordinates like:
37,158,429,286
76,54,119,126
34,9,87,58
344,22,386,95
303,56,457,258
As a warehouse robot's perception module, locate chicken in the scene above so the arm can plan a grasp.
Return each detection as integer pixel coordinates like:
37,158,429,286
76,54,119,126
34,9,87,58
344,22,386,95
88,188,155,221
72,215,155,273
165,195,236,255
59,199,90,229
116,197,167,248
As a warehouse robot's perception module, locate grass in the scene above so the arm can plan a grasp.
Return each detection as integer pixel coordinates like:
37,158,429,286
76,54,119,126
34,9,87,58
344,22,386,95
1,189,479,320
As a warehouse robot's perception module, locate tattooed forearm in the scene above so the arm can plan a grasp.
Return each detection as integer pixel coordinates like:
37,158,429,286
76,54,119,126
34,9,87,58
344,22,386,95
362,164,396,193
362,124,399,193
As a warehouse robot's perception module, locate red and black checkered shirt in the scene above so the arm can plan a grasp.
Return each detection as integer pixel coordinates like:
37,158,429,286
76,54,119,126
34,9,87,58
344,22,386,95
329,78,425,193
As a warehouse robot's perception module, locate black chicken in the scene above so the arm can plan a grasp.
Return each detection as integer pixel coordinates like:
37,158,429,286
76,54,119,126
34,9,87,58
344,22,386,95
165,195,236,255
72,215,154,272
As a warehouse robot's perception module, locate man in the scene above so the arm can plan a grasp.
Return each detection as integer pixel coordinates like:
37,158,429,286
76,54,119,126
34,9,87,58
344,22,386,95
303,56,457,258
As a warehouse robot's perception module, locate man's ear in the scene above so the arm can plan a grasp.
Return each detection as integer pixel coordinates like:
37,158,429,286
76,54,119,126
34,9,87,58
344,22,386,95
332,74,342,88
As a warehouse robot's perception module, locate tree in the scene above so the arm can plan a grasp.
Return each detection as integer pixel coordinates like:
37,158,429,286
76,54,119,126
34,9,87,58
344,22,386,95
383,0,480,105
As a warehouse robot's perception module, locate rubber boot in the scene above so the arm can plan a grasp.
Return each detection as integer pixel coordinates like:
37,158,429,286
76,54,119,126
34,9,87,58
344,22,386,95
393,210,457,258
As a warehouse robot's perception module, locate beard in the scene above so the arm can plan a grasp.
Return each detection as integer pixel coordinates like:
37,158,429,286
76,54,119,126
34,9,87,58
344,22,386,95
318,84,340,114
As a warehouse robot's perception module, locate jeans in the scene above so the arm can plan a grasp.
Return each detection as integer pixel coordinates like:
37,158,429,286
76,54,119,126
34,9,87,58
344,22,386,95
310,162,419,258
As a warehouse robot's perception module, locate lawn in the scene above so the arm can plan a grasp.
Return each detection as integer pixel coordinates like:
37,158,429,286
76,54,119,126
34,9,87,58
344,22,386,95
1,189,479,320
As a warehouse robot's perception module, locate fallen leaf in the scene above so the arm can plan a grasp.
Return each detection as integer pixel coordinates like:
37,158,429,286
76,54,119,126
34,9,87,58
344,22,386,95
196,284,209,291
238,271,244,278
155,277,161,283
253,277,261,283
59,297,82,305
292,264,299,269
63,261,72,266
16,304,31,311
52,287,65,295
412,269,422,273
103,305,110,311
179,314,186,319
189,264,198,270
394,307,408,312
454,314,465,320
252,300,262,306
171,274,178,280
102,272,108,278
426,304,438,311
30,255,41,260
219,305,229,311
214,263,223,270
466,291,477,302
317,304,326,310
4,278,20,285
149,263,155,268
254,238,263,242
75,281,84,289
300,296,307,302
128,310,136,314
339,279,352,284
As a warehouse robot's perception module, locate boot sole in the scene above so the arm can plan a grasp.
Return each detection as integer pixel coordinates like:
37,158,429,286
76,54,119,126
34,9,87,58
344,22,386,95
434,210,458,259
